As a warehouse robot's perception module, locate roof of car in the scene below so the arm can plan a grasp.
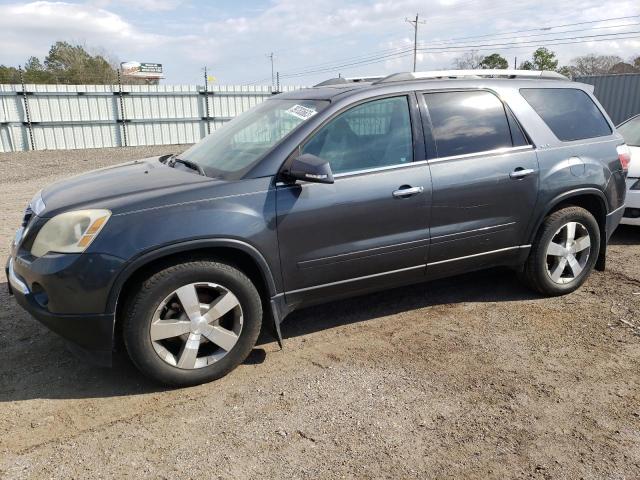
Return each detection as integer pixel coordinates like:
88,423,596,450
276,76,585,102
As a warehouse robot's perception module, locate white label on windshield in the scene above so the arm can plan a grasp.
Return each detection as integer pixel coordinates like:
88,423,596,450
285,104,317,120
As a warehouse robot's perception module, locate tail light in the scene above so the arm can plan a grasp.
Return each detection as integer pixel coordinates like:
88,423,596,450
617,144,631,171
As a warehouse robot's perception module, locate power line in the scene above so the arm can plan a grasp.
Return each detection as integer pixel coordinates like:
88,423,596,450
276,31,640,81
247,15,640,84
418,21,640,47
278,30,639,79
419,14,640,45
416,30,640,53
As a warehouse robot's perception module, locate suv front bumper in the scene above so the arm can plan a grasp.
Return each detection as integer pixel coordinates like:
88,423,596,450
6,253,124,366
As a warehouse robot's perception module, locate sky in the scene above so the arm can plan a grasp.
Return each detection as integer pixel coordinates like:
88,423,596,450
0,0,639,85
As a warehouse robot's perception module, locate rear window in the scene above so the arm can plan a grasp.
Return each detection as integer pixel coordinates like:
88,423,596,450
520,88,612,142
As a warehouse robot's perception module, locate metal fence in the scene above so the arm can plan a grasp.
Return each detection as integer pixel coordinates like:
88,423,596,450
0,83,305,153
576,73,640,126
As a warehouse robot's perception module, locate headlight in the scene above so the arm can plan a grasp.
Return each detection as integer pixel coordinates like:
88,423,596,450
31,209,111,257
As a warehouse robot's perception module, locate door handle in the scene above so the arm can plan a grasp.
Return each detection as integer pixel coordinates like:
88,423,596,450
392,186,424,198
509,168,536,179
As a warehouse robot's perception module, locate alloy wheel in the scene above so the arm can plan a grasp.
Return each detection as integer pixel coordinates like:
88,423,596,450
149,282,243,369
545,221,591,284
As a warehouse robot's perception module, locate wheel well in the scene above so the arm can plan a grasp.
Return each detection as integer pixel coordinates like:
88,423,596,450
113,247,272,351
538,193,608,270
549,194,606,233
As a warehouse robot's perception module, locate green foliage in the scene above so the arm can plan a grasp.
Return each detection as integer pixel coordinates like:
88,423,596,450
0,65,21,83
1,41,120,84
519,48,558,71
479,53,508,69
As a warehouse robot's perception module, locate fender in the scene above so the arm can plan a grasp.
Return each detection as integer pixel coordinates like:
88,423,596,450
105,237,280,314
527,187,609,244
526,187,609,271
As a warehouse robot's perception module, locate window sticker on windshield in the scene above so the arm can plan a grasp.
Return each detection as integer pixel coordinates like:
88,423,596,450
285,104,318,120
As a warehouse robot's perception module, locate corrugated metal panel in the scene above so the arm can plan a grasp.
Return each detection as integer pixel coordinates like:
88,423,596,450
575,74,640,125
0,83,307,152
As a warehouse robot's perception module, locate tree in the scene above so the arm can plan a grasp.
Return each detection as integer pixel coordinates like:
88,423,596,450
23,56,54,83
453,50,484,69
519,47,558,70
556,65,575,79
479,53,508,69
569,54,623,76
0,65,20,83
631,55,640,69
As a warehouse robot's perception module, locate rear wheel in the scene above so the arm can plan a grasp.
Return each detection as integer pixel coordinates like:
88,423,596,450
123,260,262,387
521,206,600,296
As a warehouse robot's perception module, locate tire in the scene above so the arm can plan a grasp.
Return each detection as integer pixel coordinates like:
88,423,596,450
123,260,262,387
520,206,600,296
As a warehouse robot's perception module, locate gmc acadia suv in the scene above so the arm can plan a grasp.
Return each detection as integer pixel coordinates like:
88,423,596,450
7,70,629,386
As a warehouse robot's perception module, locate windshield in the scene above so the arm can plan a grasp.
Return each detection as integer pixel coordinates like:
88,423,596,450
618,115,640,147
179,98,329,179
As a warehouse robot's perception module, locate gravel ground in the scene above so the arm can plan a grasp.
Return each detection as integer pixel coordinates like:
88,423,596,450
0,146,639,479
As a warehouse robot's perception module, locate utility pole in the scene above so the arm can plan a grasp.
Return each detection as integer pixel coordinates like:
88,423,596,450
514,56,517,69
267,52,275,92
405,13,426,72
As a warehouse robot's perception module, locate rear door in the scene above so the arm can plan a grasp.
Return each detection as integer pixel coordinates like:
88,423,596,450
420,89,539,275
276,94,431,306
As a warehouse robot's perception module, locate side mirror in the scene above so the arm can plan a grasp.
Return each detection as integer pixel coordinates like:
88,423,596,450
286,153,334,184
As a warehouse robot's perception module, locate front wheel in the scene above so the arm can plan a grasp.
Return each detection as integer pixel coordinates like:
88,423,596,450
123,260,262,387
520,206,600,296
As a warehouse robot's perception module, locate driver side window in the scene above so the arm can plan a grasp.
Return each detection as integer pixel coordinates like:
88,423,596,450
301,96,414,174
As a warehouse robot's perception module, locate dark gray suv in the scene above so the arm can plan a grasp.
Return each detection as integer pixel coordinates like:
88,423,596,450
7,70,629,386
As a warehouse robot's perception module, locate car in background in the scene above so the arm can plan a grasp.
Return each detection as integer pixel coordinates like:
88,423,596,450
617,114,640,226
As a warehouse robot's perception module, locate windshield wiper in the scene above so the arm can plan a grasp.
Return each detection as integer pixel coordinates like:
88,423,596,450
167,155,206,176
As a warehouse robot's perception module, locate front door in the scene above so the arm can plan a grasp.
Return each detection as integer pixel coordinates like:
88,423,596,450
420,90,539,275
276,95,431,306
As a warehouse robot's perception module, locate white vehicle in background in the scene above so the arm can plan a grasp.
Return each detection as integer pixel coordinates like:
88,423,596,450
617,114,640,226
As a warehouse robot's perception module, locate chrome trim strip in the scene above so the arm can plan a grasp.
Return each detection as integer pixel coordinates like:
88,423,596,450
286,264,426,294
8,258,29,295
431,222,515,241
427,245,531,266
333,160,429,178
427,145,533,164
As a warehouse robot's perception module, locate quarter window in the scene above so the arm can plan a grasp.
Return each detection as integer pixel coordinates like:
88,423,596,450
424,91,515,158
520,88,612,141
301,96,413,174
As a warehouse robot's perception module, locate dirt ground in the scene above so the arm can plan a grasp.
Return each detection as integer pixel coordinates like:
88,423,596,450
0,146,639,479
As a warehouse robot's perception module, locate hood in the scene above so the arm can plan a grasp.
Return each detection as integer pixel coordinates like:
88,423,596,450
629,146,640,177
40,157,224,217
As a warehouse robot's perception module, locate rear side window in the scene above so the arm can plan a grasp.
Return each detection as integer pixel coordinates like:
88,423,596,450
520,88,612,141
423,91,514,158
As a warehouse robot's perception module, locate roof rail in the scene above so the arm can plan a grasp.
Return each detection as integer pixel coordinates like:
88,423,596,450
373,69,569,84
314,75,384,87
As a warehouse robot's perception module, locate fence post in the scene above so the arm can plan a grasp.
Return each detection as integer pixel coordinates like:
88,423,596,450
116,69,128,147
19,68,36,151
203,67,211,135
